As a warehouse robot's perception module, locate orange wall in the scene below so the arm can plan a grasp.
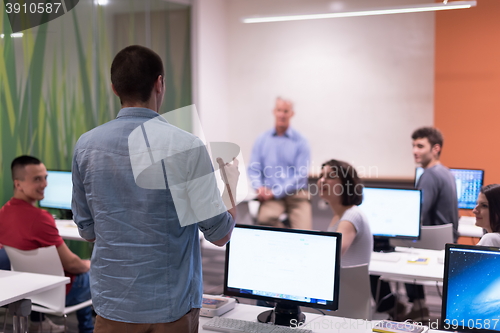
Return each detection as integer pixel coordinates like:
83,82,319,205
435,0,500,191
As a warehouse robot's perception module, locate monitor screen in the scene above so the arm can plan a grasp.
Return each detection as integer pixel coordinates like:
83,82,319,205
415,167,484,210
415,167,424,186
39,170,72,211
450,168,484,210
224,224,341,326
441,244,500,333
359,187,422,240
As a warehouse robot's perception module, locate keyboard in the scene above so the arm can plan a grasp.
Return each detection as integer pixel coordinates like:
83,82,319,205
371,252,401,262
202,317,313,333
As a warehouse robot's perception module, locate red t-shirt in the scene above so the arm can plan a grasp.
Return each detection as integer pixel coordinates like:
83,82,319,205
0,198,74,292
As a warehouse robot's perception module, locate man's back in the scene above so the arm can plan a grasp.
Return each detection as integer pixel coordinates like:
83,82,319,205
417,164,459,241
73,108,233,323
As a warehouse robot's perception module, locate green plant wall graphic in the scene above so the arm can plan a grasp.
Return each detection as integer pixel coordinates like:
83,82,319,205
0,1,192,207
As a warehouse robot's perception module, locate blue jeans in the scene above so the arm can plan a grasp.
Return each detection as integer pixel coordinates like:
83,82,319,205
0,247,10,270
66,272,94,333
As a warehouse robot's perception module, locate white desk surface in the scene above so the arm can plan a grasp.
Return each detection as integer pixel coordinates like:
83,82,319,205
0,270,70,307
55,219,84,241
199,303,446,333
458,224,483,238
57,216,484,240
369,247,444,282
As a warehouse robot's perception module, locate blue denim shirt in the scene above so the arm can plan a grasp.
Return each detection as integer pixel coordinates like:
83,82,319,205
72,107,234,323
247,127,310,199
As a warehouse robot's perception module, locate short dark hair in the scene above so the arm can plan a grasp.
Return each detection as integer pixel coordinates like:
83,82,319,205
411,127,444,155
11,155,42,181
481,184,500,233
321,159,363,206
111,45,164,105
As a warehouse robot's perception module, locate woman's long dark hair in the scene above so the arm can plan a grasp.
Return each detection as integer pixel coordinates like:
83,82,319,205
481,184,500,232
321,159,363,206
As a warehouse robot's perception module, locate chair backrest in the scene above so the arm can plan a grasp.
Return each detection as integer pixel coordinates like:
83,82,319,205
334,263,372,320
4,245,66,313
390,224,454,250
4,246,64,276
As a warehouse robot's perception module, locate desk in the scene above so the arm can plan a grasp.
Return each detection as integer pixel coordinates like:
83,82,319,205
199,303,447,333
458,224,483,238
0,270,69,307
199,303,368,333
369,247,444,283
55,219,83,241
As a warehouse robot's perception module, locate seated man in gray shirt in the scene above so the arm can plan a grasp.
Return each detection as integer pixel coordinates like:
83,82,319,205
405,126,458,320
371,127,458,321
413,127,459,241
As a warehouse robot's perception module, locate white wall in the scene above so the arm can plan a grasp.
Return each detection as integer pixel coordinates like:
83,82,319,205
192,0,230,142
195,0,435,178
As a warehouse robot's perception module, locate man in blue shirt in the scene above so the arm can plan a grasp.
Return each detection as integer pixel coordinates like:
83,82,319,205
72,45,237,333
248,97,311,229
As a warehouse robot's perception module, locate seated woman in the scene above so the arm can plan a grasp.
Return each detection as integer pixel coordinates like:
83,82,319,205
317,159,372,266
473,184,500,246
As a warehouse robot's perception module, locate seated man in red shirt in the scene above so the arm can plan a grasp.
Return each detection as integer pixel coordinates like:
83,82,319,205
0,155,93,333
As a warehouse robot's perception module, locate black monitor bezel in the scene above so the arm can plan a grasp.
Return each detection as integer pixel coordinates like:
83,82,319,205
362,186,423,241
223,224,342,311
39,169,73,212
441,243,500,333
449,168,485,210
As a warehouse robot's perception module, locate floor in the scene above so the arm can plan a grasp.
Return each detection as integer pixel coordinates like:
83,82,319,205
0,243,443,333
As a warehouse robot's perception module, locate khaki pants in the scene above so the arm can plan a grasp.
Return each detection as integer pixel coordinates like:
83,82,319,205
94,309,199,333
257,190,312,230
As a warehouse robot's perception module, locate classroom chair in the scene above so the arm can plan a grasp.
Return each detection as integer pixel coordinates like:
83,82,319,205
4,245,92,332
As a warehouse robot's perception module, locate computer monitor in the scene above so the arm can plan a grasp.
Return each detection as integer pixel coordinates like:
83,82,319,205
415,167,484,210
39,170,73,218
359,187,422,252
415,166,424,185
450,168,484,210
223,224,341,326
441,243,500,332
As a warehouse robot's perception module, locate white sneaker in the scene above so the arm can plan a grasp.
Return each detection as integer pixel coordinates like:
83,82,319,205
29,317,65,333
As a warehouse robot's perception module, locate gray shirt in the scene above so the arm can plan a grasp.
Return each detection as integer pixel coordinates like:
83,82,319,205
417,164,459,242
327,206,373,267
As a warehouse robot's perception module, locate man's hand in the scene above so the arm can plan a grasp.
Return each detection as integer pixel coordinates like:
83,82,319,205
257,186,274,201
217,157,240,210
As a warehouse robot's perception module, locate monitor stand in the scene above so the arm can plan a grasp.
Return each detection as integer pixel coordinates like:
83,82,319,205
373,238,395,253
257,303,305,326
59,209,73,220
